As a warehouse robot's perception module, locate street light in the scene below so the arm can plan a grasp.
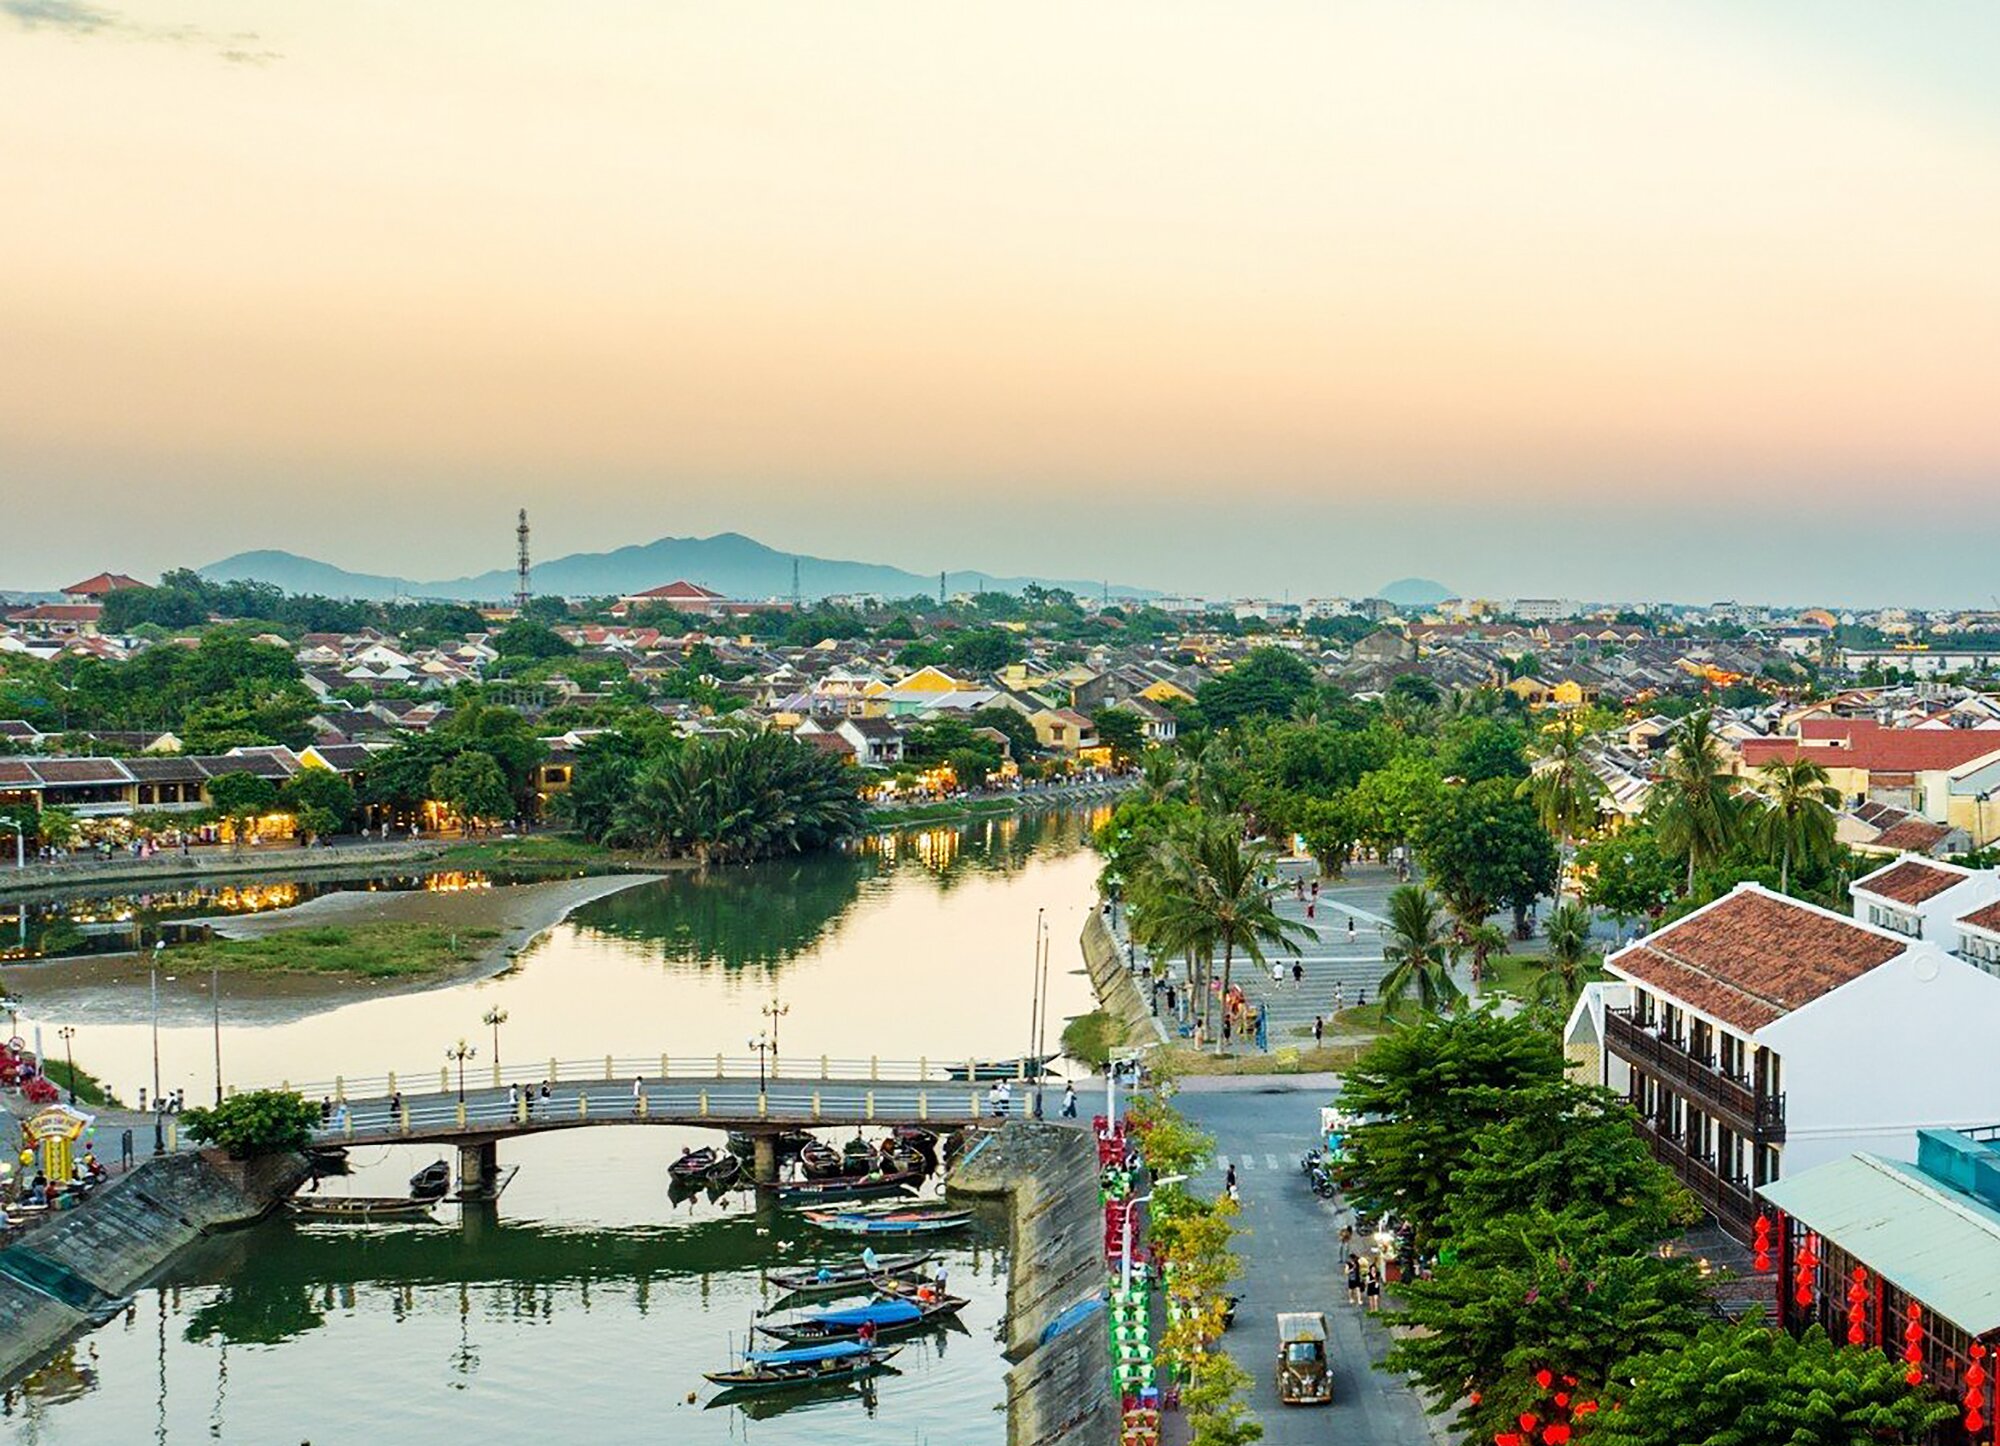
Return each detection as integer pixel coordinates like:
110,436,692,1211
1120,1174,1187,1292
482,1007,509,1070
57,1026,76,1104
209,966,223,1106
747,1032,772,1101
761,997,788,1069
1,992,21,1038
447,1039,476,1103
149,940,164,1155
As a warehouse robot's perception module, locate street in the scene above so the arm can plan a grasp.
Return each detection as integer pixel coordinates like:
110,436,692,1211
1175,1078,1444,1445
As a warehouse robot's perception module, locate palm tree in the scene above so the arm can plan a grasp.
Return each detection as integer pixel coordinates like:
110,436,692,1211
1650,710,1742,892
1143,813,1314,1047
1519,712,1605,897
1530,900,1598,1009
1378,884,1464,1019
1749,755,1840,894
1137,748,1185,805
1460,921,1510,989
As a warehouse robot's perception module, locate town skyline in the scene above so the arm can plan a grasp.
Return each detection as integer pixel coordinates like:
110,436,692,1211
5,2,2000,607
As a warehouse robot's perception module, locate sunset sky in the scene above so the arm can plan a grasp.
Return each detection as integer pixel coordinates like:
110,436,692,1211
4,1,1998,605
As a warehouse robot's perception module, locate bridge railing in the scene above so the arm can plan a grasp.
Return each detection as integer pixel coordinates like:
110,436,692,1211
257,1051,1053,1103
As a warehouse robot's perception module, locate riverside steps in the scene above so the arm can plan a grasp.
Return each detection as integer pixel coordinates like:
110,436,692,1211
262,1052,1056,1192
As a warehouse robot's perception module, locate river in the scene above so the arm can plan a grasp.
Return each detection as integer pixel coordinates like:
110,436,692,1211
0,808,1110,1445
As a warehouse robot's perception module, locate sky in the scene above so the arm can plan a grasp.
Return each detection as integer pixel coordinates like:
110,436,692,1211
3,1,1999,608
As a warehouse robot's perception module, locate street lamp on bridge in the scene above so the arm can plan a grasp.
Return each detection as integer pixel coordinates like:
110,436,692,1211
482,1007,509,1069
747,1032,772,1102
447,1039,476,1104
760,997,788,1067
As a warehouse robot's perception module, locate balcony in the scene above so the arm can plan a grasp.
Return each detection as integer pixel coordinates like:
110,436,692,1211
1605,1009,1785,1141
1632,1112,1758,1242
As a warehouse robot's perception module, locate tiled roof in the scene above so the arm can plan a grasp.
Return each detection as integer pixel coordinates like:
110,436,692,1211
0,759,38,785
1854,858,1967,906
1608,887,1905,1033
1960,900,2000,937
123,757,209,783
28,757,135,785
1871,818,1950,854
1740,720,2000,774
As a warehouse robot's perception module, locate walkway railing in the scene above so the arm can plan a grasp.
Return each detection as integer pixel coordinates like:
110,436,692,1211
253,1053,1043,1102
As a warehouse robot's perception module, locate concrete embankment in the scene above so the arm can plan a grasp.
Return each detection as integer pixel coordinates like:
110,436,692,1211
0,1150,308,1383
1080,912,1167,1051
949,1121,1119,1446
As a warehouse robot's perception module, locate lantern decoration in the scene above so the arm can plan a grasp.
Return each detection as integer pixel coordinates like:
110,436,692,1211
1535,1369,1554,1390
1845,1267,1869,1347
1904,1301,1924,1388
1965,1343,1988,1438
1752,1213,1772,1273
1793,1233,1819,1310
1495,1435,1524,1446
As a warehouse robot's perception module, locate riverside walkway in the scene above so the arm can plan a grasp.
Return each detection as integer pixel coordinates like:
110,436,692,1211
243,1053,1060,1194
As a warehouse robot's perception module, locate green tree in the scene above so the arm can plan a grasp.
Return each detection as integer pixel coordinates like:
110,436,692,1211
1339,1011,1565,1241
1384,1208,1707,1443
428,752,515,828
1439,716,1530,783
1518,711,1606,896
1347,752,1445,856
1196,647,1318,730
1529,900,1599,1009
1576,828,1678,933
491,619,577,660
1295,794,1361,879
608,729,865,867
968,705,1039,763
1092,707,1145,768
280,767,354,838
1377,884,1463,1019
180,1089,323,1157
557,731,651,839
1749,755,1841,895
1415,777,1559,936
945,628,1024,675
1589,1320,1956,1446
205,771,280,848
1650,709,1742,891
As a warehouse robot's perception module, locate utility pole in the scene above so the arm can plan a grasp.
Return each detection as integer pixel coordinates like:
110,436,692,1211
515,509,532,613
939,570,946,605
791,557,801,608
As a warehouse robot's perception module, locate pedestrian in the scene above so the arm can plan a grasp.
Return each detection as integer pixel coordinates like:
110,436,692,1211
1224,1162,1238,1201
1334,982,1345,1012
1365,1267,1382,1312
1347,915,1357,943
1292,959,1304,989
988,1082,1005,1118
1221,1014,1233,1046
997,1079,1012,1116
1310,878,1319,901
540,1080,551,1103
1165,984,1177,1015
1062,1083,1077,1119
1357,988,1367,1008
632,1075,644,1113
389,1090,403,1125
1271,960,1284,987
1313,1015,1324,1047
1346,1255,1363,1306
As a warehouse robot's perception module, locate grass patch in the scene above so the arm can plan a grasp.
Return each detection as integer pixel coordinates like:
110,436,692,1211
41,1057,123,1108
1061,1010,1117,1067
167,923,504,979
864,798,1021,827
1162,1041,1369,1076
434,834,611,869
1480,952,1545,999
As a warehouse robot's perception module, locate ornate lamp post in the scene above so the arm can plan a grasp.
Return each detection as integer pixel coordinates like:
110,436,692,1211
482,1007,509,1070
747,1032,772,1103
150,940,164,1154
447,1039,476,1104
760,997,788,1068
57,1026,76,1103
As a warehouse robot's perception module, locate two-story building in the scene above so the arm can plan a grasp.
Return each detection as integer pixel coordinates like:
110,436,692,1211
1569,877,2000,1241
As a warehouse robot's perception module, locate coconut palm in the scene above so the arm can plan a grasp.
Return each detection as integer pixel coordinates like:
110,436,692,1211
1143,813,1314,1046
608,730,865,867
1749,755,1840,894
1650,710,1742,892
1377,884,1464,1020
1530,900,1599,1009
1518,712,1606,896
1137,748,1186,805
1460,921,1510,989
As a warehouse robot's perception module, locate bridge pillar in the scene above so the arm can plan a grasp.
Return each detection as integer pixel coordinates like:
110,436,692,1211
458,1140,499,1200
751,1133,779,1186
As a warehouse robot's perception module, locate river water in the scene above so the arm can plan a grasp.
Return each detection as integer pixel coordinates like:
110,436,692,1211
0,808,1110,1445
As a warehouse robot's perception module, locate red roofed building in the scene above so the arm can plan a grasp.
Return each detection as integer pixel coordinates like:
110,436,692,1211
61,572,146,599
611,581,787,620
1568,876,2000,1241
1737,719,2000,847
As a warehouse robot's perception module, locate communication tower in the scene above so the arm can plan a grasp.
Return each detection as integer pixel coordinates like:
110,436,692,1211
515,509,532,612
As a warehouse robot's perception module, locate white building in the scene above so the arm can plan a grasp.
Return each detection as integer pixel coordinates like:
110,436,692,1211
1567,873,2000,1241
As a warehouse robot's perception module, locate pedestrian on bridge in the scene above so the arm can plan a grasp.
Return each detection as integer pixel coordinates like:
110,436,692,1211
632,1076,644,1114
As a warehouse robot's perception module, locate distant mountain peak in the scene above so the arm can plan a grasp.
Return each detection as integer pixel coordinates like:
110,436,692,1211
1376,577,1453,606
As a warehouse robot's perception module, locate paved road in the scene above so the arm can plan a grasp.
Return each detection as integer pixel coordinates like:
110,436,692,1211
1175,1082,1443,1445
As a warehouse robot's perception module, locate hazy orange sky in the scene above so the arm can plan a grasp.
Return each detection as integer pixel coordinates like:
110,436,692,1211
4,1,1998,604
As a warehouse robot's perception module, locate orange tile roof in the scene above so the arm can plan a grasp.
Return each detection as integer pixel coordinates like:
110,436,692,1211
1854,858,1966,906
1740,719,2000,774
1960,900,2000,936
1609,888,1905,1033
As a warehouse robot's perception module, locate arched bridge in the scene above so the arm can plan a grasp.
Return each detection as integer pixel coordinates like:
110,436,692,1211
247,1053,1061,1198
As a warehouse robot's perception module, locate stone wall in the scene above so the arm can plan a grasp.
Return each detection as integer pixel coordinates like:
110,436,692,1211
1079,913,1165,1050
949,1121,1119,1446
0,1149,307,1383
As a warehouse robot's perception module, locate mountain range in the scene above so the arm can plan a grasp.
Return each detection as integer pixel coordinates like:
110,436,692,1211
201,532,1156,605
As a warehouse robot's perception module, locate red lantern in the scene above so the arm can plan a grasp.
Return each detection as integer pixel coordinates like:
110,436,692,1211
1543,1427,1571,1445
1535,1369,1554,1390
1845,1268,1868,1347
1495,1434,1524,1446
1752,1213,1772,1273
1794,1234,1819,1310
1966,1345,1987,1437
1519,1413,1539,1433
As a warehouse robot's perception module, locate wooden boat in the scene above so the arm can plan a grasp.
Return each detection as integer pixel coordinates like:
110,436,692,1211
805,1209,971,1238
756,1295,967,1345
798,1141,843,1179
880,1142,929,1176
945,1054,1055,1082
771,1172,922,1208
290,1196,435,1222
703,1340,900,1391
763,1251,937,1297
409,1161,451,1200
840,1136,875,1172
729,1129,815,1161
706,1154,743,1188
670,1146,718,1181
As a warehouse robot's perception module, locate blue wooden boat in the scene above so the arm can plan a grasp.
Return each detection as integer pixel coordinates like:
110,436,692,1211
703,1339,901,1389
755,1295,966,1345
803,1207,971,1237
